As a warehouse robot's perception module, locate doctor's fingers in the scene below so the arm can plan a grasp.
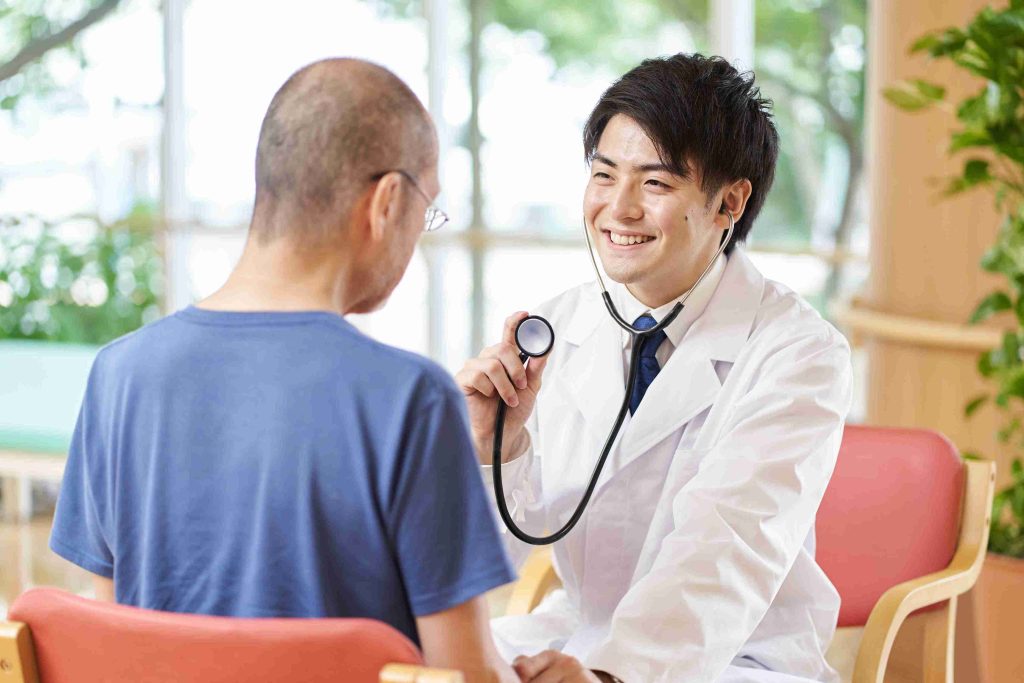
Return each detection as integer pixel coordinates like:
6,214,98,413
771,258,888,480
458,357,521,407
480,342,529,390
502,310,530,347
512,651,584,682
532,661,601,683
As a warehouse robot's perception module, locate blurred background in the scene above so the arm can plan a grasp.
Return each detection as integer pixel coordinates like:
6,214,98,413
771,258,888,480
3,1,1023,682
0,0,869,368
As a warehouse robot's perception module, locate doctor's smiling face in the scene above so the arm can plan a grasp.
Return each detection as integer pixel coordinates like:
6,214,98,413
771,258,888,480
581,54,779,309
584,114,750,309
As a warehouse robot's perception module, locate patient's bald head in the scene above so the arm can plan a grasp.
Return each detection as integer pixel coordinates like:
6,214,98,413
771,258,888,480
252,58,436,243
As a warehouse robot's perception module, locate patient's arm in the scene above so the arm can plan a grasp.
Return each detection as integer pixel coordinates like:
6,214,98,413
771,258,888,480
91,573,115,602
416,595,519,683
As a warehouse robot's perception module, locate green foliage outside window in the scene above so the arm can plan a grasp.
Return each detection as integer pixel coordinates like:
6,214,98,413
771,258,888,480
885,1,1024,557
0,209,163,345
0,0,124,110
1,0,161,346
377,0,867,308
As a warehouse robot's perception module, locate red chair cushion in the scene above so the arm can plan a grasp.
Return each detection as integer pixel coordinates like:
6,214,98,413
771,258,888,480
9,587,423,682
816,425,964,627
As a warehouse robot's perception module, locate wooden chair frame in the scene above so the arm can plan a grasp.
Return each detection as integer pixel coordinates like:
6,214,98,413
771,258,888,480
0,621,463,683
505,460,996,683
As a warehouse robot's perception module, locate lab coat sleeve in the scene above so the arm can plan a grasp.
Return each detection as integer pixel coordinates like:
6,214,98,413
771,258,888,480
584,328,852,683
481,408,545,569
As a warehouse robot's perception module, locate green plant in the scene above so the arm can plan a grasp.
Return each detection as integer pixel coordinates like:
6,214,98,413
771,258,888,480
0,208,163,345
991,459,1024,557
884,2,1024,557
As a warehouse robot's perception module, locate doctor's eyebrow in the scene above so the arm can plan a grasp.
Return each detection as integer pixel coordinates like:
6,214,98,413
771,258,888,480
592,153,677,175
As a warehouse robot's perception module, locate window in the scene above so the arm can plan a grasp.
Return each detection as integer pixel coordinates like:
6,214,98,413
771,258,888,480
169,0,435,354
0,0,164,342
1,0,869,364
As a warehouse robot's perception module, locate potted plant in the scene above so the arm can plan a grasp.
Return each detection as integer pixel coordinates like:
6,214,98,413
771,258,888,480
884,3,1024,682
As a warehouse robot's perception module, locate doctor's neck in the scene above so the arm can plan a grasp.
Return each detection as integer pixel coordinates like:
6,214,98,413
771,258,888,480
623,265,709,310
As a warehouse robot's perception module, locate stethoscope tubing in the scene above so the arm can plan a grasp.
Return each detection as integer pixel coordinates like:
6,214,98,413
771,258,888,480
492,339,646,545
491,213,736,546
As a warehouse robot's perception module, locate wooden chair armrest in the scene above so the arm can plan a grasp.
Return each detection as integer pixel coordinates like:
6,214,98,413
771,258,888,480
505,548,560,617
380,663,464,682
0,621,39,683
853,460,995,683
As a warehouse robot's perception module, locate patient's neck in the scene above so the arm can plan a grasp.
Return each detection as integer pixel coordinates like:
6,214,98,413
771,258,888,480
197,232,349,315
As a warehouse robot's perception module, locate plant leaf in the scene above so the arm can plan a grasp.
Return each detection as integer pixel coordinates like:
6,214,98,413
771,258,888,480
883,86,931,112
910,27,967,56
970,290,1011,323
950,129,991,152
912,79,946,100
965,394,989,416
964,158,992,183
883,80,946,112
981,245,1012,274
1002,331,1021,367
910,33,941,54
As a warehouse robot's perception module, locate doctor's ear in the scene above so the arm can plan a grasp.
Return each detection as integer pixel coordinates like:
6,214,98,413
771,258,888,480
716,178,752,228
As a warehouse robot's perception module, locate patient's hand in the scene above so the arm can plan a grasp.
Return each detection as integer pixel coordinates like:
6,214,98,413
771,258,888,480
512,651,604,682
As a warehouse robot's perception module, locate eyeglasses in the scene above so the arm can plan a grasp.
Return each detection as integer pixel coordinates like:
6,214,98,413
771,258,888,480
369,170,449,232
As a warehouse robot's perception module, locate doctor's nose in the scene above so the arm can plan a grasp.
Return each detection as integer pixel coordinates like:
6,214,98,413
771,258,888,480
607,184,644,223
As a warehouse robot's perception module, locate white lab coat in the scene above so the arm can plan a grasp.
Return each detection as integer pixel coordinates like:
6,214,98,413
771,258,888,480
485,248,852,683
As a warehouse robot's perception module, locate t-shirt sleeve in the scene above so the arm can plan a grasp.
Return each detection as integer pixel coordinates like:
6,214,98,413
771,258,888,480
386,380,516,617
49,366,114,579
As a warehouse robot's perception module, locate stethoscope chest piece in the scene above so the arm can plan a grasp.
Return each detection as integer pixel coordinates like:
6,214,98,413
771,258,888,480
494,212,734,545
515,315,554,359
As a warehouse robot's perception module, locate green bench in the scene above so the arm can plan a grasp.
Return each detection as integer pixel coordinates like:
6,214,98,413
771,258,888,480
0,340,98,520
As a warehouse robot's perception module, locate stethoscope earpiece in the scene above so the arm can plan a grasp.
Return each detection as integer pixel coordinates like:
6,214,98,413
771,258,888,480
493,211,736,546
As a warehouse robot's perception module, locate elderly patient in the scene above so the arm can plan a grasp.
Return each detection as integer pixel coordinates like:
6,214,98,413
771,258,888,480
50,58,519,682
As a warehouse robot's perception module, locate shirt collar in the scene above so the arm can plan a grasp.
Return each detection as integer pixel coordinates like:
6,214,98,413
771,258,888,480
610,253,728,348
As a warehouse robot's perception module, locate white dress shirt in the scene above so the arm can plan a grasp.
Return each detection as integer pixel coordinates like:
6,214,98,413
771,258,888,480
611,254,727,381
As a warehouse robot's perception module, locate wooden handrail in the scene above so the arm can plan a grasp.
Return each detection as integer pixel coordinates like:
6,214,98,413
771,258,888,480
834,301,1003,352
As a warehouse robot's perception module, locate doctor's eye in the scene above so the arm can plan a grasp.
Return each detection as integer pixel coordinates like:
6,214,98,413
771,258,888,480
592,171,613,180
645,178,670,189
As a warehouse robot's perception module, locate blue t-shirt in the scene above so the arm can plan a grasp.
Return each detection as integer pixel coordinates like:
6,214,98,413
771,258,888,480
50,307,515,644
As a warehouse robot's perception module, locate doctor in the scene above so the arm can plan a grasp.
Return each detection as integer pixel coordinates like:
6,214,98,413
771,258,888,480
456,54,852,683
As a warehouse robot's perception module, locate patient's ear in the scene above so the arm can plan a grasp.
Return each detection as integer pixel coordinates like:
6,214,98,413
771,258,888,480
365,173,402,243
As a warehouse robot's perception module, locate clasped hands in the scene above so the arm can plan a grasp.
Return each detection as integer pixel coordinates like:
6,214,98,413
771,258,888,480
513,650,616,683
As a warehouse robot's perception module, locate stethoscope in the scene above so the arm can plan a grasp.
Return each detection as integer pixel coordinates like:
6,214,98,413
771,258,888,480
491,211,736,546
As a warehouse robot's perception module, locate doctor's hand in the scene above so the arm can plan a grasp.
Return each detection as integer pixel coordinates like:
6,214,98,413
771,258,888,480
455,311,550,465
512,651,607,683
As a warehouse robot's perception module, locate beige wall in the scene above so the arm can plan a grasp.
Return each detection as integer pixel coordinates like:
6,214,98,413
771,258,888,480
862,0,1008,485
853,2,1013,681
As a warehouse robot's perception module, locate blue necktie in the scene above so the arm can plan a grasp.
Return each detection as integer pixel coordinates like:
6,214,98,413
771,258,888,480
628,314,667,415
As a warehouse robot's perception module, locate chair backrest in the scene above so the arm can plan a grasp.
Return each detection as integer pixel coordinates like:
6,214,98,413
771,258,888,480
816,425,965,627
8,588,423,683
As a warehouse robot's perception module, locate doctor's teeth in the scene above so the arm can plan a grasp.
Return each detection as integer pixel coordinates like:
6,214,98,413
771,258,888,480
610,233,653,245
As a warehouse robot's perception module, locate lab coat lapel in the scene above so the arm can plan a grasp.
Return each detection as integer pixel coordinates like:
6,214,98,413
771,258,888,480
561,295,625,440
615,353,721,468
606,249,766,487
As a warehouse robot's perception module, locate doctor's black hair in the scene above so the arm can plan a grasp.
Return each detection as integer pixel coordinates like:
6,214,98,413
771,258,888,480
583,53,779,254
